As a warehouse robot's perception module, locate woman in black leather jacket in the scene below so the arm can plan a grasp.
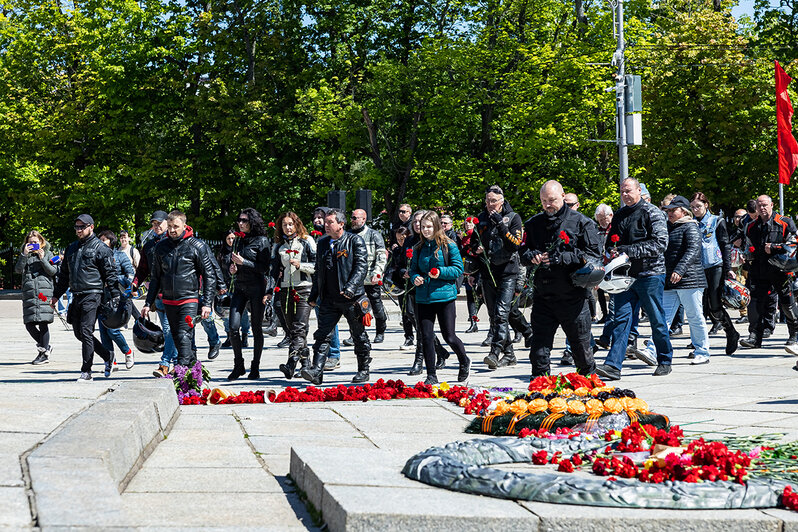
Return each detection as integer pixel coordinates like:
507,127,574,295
227,208,271,380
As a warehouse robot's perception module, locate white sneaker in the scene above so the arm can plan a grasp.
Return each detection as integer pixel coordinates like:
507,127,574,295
76,372,93,382
691,354,710,365
124,350,135,369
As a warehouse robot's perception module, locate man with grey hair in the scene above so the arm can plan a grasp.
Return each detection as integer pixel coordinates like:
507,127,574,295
594,203,614,325
742,194,798,353
346,209,388,343
596,178,673,380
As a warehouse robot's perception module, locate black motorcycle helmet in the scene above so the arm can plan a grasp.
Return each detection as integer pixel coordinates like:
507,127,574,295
132,317,164,353
571,260,606,289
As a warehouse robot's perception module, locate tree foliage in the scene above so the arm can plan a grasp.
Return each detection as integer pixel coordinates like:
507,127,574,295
0,0,795,253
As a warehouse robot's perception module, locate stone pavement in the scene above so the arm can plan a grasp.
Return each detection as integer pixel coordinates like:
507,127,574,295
2,297,798,530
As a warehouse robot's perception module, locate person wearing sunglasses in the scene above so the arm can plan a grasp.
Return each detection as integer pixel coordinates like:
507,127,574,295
52,214,119,382
225,208,272,380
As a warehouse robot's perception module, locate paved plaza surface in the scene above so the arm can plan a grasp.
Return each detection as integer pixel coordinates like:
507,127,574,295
3,297,798,530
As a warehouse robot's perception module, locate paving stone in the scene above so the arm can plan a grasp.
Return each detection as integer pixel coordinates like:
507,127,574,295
247,435,377,457
519,501,780,532
321,485,538,532
120,493,312,529
291,446,427,509
142,440,262,469
126,466,283,493
0,454,23,487
0,486,32,527
240,419,360,438
170,413,240,430
236,406,344,422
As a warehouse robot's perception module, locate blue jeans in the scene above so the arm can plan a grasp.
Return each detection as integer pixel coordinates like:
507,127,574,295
98,321,130,356
663,288,709,357
605,274,673,370
155,298,178,366
315,304,340,360
201,312,220,345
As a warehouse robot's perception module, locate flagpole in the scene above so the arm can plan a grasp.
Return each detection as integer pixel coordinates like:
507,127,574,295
780,183,785,214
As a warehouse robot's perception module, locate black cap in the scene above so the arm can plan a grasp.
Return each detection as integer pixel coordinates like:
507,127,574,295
75,214,94,226
313,206,330,216
663,195,690,211
485,185,504,195
150,210,168,222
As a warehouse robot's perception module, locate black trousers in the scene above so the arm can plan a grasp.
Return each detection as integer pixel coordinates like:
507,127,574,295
482,273,516,353
25,322,50,349
278,285,312,353
417,300,467,376
530,290,595,377
398,284,415,338
70,293,111,372
230,284,266,365
313,297,371,359
750,273,798,338
597,288,609,320
365,284,387,334
163,302,198,366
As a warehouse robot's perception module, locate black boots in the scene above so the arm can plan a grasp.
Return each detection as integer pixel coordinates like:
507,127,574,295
280,350,300,379
352,355,372,383
408,350,424,376
248,352,261,380
721,314,740,355
277,335,291,348
457,358,471,382
483,349,500,370
465,319,479,333
301,351,327,386
227,354,246,381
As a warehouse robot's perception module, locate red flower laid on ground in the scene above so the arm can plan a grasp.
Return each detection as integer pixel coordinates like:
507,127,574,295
558,459,575,473
532,450,549,465
430,267,440,276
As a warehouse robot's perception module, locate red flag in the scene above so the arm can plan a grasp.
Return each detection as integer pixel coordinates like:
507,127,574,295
776,61,798,185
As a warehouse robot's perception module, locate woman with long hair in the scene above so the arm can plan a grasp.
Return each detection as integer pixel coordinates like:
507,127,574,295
15,230,58,365
218,229,250,348
690,192,739,355
270,211,317,379
227,208,271,380
408,211,470,384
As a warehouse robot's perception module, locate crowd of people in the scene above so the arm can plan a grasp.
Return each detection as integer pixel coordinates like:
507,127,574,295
15,179,798,384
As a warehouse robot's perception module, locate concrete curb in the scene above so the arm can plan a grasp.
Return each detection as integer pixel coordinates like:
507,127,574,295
290,445,795,532
26,380,179,529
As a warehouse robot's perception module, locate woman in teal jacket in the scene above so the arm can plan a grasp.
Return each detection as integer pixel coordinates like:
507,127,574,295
409,211,470,384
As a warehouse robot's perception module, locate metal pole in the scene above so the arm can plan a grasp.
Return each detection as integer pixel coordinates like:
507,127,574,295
615,0,628,186
780,182,785,214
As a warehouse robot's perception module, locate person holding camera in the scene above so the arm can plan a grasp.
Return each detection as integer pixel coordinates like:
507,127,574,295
302,209,372,385
53,214,118,382
16,231,58,365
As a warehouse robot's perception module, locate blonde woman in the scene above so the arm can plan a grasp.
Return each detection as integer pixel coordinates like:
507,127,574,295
15,231,58,364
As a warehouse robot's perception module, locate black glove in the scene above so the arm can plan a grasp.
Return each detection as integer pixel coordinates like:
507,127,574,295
489,211,503,226
548,248,562,266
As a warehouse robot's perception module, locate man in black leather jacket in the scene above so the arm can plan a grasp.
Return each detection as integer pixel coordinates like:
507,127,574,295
141,211,216,368
469,185,524,370
521,181,601,377
53,214,118,382
131,210,178,377
303,209,372,385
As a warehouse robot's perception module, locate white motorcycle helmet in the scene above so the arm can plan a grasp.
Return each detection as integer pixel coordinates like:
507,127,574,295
598,253,634,294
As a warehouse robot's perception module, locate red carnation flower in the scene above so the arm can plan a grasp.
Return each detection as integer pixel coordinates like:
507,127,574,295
558,459,575,473
430,267,440,276
610,234,620,243
273,286,281,293
406,249,413,259
37,292,47,302
311,230,322,237
234,231,246,238
559,230,570,244
184,315,194,328
268,222,276,228
749,246,755,253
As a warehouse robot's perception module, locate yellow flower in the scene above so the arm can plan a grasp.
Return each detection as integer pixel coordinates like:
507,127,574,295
493,402,511,416
573,387,590,397
603,398,623,414
566,400,586,415
528,398,548,414
509,399,529,414
439,382,450,392
548,397,568,413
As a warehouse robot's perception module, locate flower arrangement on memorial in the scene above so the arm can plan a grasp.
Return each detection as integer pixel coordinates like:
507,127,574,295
169,360,211,404
465,373,669,436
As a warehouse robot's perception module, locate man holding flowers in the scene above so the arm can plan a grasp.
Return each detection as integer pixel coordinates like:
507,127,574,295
521,180,601,378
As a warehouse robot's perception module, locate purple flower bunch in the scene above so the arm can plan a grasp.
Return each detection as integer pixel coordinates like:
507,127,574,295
171,361,210,398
